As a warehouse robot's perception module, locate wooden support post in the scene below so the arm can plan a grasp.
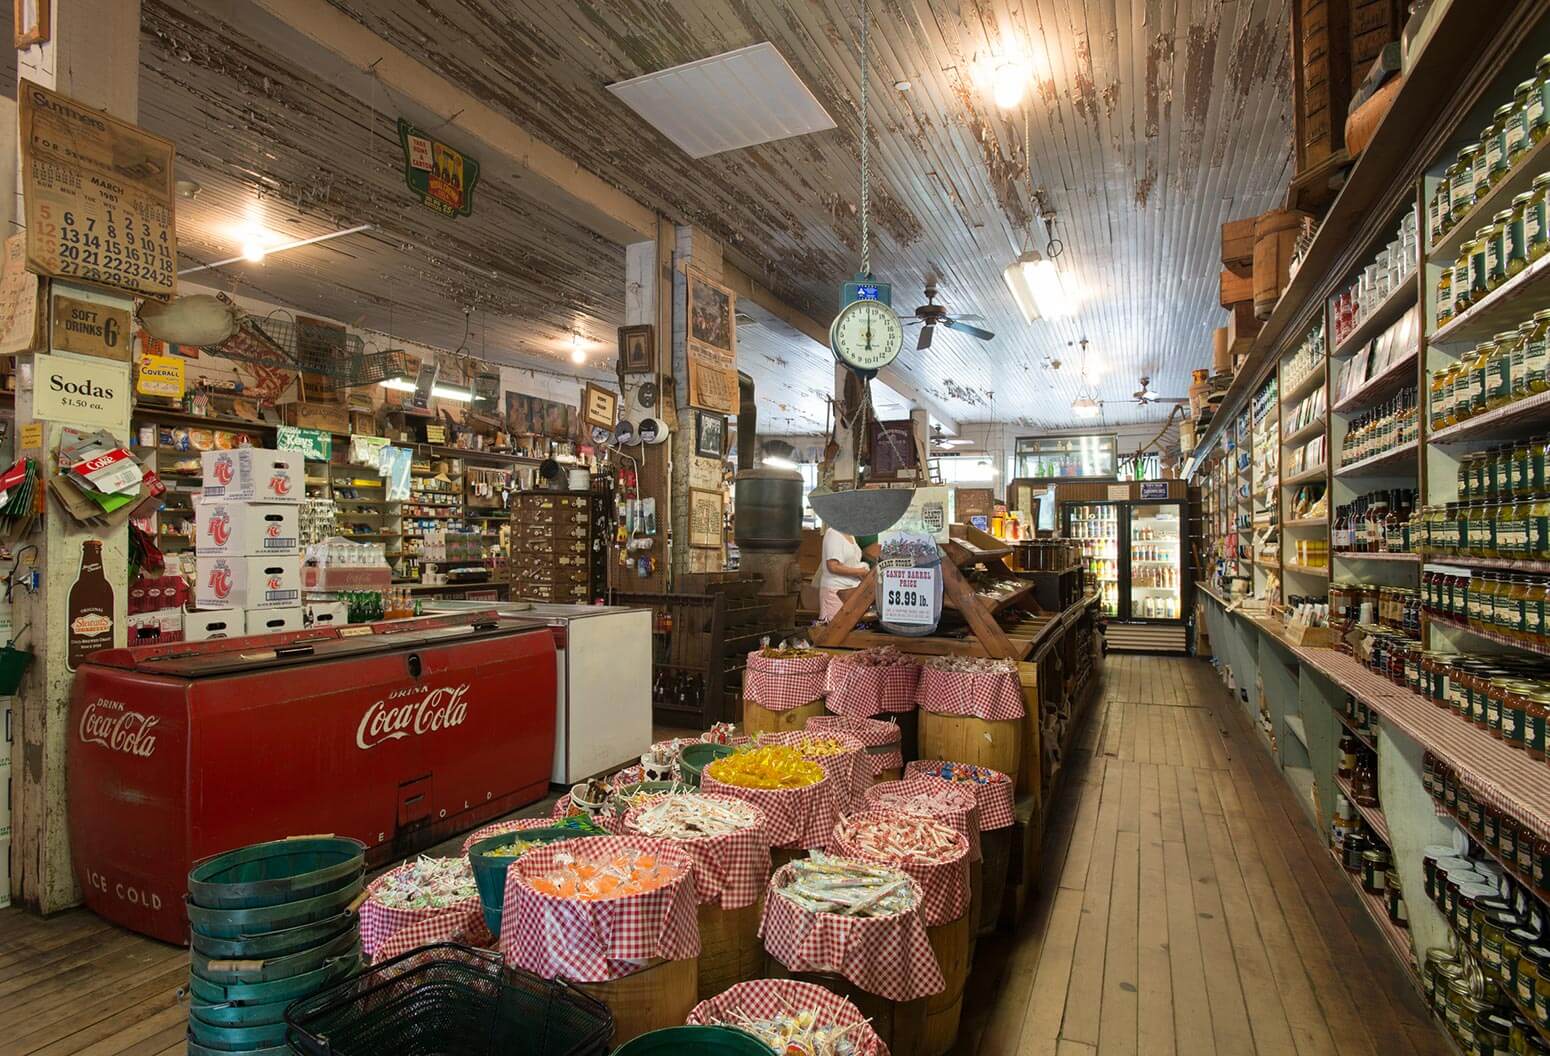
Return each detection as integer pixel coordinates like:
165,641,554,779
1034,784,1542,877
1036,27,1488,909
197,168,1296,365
811,567,877,648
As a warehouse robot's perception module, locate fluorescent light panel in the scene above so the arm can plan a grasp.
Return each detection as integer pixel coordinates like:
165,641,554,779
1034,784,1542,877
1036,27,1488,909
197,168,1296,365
607,43,836,158
380,377,473,403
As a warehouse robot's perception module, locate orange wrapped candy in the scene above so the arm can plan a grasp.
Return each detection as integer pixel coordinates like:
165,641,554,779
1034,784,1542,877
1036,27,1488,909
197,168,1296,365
525,848,682,901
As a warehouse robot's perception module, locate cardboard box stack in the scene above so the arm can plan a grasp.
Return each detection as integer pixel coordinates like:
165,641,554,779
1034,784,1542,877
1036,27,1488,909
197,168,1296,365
193,449,305,641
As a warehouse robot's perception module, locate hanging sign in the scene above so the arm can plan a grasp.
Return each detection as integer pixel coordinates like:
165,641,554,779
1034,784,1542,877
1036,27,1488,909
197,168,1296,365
19,80,176,297
52,292,130,361
34,353,128,428
136,353,185,400
397,118,480,218
880,565,937,626
276,425,332,462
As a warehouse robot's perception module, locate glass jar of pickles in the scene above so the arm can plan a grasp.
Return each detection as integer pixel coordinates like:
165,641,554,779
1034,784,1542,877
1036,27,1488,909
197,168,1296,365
1520,188,1549,263
1491,330,1523,408
1503,205,1529,279
1486,103,1517,185
1455,145,1482,217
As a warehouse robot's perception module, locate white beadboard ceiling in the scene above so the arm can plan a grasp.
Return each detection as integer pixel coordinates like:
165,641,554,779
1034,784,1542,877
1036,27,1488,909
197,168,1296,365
131,0,1292,431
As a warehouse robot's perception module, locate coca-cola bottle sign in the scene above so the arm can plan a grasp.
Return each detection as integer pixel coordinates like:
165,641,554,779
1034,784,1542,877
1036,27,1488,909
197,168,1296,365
67,539,114,671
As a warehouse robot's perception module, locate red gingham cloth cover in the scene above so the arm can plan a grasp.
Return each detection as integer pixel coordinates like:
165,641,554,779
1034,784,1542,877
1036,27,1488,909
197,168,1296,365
903,760,1016,831
359,859,492,964
620,794,772,910
916,663,1025,721
687,979,889,1056
824,655,920,716
865,777,982,862
759,861,944,1002
759,729,869,809
462,815,566,854
701,770,838,850
828,811,969,927
806,714,903,776
745,652,830,710
500,836,701,982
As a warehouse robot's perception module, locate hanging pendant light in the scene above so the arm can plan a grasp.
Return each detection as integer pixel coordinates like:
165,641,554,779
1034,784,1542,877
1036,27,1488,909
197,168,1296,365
1071,396,1101,419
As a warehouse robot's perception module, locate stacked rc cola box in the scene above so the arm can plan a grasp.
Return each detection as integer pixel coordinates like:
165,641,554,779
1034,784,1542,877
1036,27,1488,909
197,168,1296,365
192,449,305,641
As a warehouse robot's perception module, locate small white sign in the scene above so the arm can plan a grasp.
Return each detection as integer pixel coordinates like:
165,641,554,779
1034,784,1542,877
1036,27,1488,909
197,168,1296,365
880,565,937,627
1107,484,1130,500
33,353,128,429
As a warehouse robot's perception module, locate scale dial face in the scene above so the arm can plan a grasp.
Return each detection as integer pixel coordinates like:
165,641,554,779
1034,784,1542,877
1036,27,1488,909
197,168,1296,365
830,298,903,373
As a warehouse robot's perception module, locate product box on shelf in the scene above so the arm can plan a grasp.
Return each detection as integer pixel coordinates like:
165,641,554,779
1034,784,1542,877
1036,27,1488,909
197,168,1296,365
184,608,245,642
195,556,302,611
245,606,305,636
194,499,300,556
200,449,304,503
126,609,184,646
303,600,349,628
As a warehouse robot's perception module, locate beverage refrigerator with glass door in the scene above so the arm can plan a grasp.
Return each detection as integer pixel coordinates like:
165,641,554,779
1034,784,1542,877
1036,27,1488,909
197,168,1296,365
1061,491,1190,654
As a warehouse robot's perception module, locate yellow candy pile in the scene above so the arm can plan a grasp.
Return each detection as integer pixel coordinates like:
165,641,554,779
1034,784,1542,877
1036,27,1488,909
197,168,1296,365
706,745,823,789
792,736,849,758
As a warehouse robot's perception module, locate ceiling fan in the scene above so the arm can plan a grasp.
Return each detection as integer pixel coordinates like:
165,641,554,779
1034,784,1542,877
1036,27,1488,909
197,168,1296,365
1126,376,1189,405
906,281,995,351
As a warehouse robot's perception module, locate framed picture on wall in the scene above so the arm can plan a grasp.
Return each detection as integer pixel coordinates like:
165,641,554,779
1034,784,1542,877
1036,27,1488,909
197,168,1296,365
582,383,618,429
619,324,654,374
695,411,725,459
687,270,735,355
14,0,49,48
688,488,724,549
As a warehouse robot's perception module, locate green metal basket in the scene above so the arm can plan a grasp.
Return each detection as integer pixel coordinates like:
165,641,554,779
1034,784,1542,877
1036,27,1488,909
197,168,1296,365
612,1026,773,1055
468,828,604,938
187,1010,292,1051
189,948,360,1007
188,837,366,909
186,876,363,940
186,1038,291,1056
190,922,358,985
189,909,355,961
678,743,735,787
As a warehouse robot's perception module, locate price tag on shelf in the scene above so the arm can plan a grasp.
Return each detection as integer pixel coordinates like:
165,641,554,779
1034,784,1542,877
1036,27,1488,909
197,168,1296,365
879,564,937,627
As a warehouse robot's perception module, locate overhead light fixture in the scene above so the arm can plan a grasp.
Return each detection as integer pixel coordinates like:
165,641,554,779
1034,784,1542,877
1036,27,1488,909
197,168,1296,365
762,455,799,471
379,377,473,403
1002,250,1072,322
181,223,373,276
1071,396,1101,419
992,62,1028,110
570,332,586,365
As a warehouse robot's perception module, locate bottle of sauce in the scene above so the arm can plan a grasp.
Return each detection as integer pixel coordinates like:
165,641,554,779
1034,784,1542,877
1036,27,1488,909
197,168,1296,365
1533,490,1550,559
1489,331,1520,408
1524,310,1550,394
1467,341,1494,418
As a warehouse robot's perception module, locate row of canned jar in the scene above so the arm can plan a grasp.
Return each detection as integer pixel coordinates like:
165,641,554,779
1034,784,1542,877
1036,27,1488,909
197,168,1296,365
1423,569,1550,646
1429,313,1550,423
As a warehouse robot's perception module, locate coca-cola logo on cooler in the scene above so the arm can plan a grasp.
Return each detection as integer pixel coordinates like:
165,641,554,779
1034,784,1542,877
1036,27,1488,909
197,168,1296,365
208,511,231,547
212,455,234,486
357,683,470,750
79,698,159,757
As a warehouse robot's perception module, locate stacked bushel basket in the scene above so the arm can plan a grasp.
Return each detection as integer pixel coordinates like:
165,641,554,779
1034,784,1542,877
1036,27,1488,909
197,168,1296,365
184,837,367,1056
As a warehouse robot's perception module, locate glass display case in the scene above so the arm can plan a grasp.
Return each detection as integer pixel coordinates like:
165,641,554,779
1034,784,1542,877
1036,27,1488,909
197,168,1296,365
1013,434,1118,481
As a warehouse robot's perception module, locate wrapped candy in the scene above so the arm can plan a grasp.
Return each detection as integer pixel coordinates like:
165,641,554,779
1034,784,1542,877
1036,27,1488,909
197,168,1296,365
631,794,761,839
774,853,913,917
843,645,916,668
369,856,478,910
706,745,824,789
836,812,958,862
782,735,850,758
525,847,682,901
921,654,1018,675
710,1008,866,1056
934,761,995,784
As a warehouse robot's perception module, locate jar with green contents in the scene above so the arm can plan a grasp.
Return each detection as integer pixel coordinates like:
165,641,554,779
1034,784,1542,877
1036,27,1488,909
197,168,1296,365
1483,910,1518,973
1474,134,1494,199
1447,974,1488,1046
1469,226,1494,299
1537,54,1550,136
1487,103,1517,183
1516,79,1539,155
1514,319,1538,402
1454,146,1482,218
1524,311,1550,394
1431,178,1453,245
1507,499,1533,559
1537,945,1550,1025
1436,268,1454,327
1535,491,1550,558
1504,204,1530,279
1531,437,1550,493
1431,952,1464,1014
1490,330,1521,408
1521,945,1548,1009
1522,188,1549,263
1456,241,1480,315
1468,342,1495,417
1506,926,1538,993
1510,438,1531,496
1482,220,1509,292
1479,1012,1513,1055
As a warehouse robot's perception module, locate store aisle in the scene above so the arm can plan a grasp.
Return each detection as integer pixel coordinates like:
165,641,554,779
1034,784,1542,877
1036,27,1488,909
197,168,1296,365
957,655,1451,1056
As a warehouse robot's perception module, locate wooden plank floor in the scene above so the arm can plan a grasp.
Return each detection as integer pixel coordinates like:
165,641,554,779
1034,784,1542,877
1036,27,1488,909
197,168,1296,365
957,654,1454,1056
0,675,1453,1056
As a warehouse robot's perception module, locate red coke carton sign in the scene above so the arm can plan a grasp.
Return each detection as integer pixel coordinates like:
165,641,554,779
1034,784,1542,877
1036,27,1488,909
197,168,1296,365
194,499,300,557
195,556,302,611
200,449,304,503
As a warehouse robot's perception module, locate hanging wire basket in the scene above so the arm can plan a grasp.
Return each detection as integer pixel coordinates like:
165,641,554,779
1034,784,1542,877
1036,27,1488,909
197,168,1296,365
205,317,410,388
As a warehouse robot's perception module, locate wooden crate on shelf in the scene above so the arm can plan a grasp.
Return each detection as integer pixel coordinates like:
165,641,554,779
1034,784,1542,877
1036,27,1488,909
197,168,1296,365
1219,268,1254,310
1292,0,1353,176
1222,217,1256,275
1254,210,1312,319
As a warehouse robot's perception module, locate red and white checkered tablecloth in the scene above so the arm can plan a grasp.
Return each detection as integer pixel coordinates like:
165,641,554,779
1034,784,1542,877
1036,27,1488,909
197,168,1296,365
917,663,1025,721
759,729,869,809
620,794,772,910
359,859,493,964
825,653,920,716
865,777,982,861
701,771,839,850
759,861,944,1002
903,760,1016,831
828,811,969,927
745,652,830,710
807,714,903,776
687,979,889,1056
499,836,701,982
461,816,565,854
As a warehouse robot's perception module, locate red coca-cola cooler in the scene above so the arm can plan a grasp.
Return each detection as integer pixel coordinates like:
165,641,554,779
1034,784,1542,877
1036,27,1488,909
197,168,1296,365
68,611,556,943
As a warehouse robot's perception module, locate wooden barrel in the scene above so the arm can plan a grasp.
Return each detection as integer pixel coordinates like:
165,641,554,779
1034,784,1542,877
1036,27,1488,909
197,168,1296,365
1212,326,1230,375
1253,209,1308,318
769,961,927,1056
696,900,761,1000
1015,663,1040,797
967,857,984,936
918,711,1020,786
979,827,1013,937
573,956,697,1046
743,697,825,738
770,847,806,872
893,709,919,764
876,766,903,782
920,912,971,1056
